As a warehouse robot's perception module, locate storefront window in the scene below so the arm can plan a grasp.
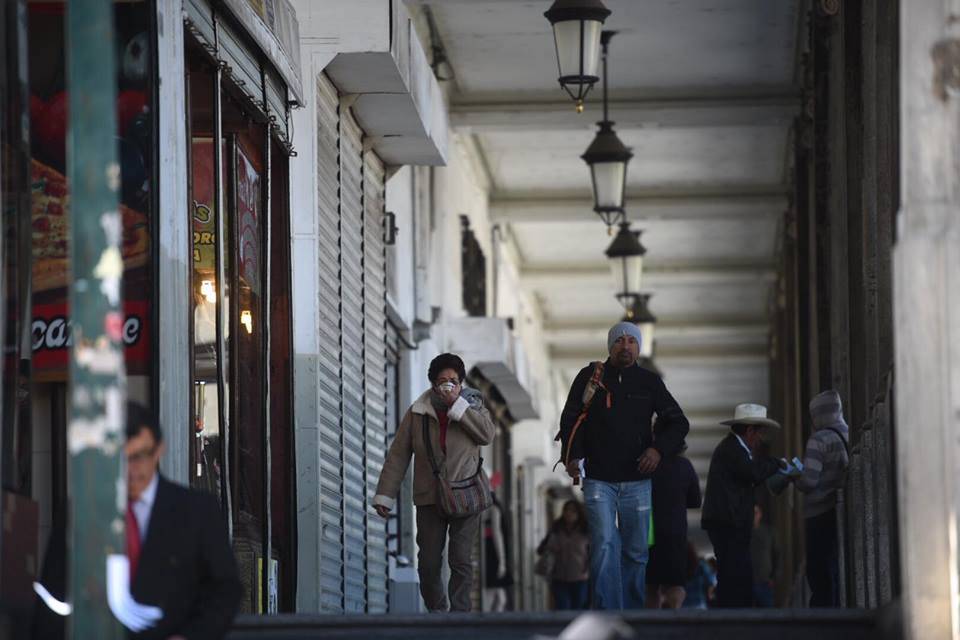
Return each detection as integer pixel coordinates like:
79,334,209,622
232,133,266,566
26,2,154,396
0,0,156,610
268,138,294,612
2,0,32,499
190,131,229,501
186,34,294,611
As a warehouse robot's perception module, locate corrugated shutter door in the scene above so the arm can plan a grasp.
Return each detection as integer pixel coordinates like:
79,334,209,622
315,74,344,613
218,17,265,115
338,108,367,613
362,151,389,612
185,0,215,49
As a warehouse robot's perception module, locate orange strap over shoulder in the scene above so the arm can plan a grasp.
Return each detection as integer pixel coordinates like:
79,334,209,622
563,361,606,466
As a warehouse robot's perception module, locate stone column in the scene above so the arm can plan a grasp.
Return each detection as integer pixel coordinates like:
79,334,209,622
895,1,960,637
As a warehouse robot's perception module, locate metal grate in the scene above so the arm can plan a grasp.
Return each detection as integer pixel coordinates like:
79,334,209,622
185,0,216,49
363,151,389,612
339,108,367,614
315,73,344,613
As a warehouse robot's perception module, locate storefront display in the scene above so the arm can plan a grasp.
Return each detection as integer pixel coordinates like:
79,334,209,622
185,6,295,611
26,1,155,387
0,0,297,617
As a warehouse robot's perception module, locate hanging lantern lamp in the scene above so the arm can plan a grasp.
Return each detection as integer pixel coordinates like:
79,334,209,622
624,293,657,358
544,0,611,112
605,222,646,311
581,30,631,230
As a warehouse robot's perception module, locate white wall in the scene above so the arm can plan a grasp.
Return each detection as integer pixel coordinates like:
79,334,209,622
383,131,561,467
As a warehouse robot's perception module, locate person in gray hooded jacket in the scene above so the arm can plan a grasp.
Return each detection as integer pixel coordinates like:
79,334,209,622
792,389,850,607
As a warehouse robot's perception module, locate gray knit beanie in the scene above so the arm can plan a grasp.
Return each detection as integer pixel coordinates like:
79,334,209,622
607,321,642,352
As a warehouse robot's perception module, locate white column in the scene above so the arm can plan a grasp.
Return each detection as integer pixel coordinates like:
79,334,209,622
156,0,190,484
896,1,960,638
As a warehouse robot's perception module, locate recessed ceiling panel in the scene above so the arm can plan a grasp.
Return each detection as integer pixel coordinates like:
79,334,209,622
480,126,787,193
537,281,770,323
510,217,778,266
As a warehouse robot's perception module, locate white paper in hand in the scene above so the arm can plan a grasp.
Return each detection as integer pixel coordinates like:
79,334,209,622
106,554,163,632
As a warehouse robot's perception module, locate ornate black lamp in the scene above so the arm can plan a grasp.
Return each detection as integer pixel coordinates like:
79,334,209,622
544,0,611,112
623,293,657,358
605,222,646,311
581,31,632,230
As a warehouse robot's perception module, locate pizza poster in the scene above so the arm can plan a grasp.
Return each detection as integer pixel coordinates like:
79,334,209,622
31,300,151,379
30,159,151,293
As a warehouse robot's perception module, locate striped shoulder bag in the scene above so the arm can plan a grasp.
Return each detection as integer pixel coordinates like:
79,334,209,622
422,414,492,518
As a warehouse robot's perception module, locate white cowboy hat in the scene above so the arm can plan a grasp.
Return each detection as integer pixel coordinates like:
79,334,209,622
720,403,781,430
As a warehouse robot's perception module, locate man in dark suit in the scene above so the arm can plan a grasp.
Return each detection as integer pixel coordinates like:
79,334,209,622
701,404,785,608
32,403,241,639
123,402,241,639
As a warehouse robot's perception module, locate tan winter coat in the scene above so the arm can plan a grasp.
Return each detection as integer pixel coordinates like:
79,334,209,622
374,389,496,509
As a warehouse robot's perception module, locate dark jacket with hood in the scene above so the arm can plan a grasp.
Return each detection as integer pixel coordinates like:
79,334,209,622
559,360,689,483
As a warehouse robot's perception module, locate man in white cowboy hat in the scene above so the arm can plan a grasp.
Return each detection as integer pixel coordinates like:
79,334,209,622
701,403,786,607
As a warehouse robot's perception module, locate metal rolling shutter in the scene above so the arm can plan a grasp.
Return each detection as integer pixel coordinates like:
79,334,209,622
217,17,266,116
338,108,367,613
362,151,388,612
315,74,344,613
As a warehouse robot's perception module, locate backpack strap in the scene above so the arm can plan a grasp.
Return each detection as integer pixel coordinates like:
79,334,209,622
823,427,850,457
562,361,606,466
422,411,484,479
422,414,442,478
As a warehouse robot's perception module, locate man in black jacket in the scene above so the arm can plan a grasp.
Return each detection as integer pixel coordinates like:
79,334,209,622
123,402,242,638
559,321,689,609
33,403,241,639
701,403,785,607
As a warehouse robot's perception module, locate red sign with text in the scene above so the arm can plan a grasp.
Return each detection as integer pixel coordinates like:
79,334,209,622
31,300,151,378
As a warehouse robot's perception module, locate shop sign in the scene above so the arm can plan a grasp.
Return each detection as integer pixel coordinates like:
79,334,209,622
31,301,151,376
192,138,217,270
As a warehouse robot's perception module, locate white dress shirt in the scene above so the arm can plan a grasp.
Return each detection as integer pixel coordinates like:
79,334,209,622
131,473,159,540
732,431,753,460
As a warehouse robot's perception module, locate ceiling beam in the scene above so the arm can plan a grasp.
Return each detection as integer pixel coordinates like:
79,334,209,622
542,321,769,345
520,262,777,289
450,90,800,132
550,352,768,370
489,189,788,224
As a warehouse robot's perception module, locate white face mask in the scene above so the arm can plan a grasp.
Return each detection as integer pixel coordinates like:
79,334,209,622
437,381,457,394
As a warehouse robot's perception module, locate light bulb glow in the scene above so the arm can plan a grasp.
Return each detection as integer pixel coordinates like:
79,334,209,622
200,280,216,303
240,310,253,334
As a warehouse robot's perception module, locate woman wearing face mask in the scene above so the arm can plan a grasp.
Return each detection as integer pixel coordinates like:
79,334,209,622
373,353,496,612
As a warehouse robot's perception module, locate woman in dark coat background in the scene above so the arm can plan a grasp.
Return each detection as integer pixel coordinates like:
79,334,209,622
537,500,590,610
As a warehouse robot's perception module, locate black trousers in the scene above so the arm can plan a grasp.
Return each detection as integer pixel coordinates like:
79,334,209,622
805,508,840,607
707,525,754,607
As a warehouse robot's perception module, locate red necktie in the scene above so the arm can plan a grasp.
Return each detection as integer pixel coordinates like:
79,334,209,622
126,503,141,582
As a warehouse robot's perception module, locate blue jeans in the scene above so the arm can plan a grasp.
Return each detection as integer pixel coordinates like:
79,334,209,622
583,478,652,610
551,580,589,610
753,582,774,607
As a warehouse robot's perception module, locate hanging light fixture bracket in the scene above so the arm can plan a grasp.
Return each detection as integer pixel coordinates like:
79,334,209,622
581,28,632,230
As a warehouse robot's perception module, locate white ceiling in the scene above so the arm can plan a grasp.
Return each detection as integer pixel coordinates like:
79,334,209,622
427,0,799,95
510,217,779,265
419,0,800,538
480,125,789,193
